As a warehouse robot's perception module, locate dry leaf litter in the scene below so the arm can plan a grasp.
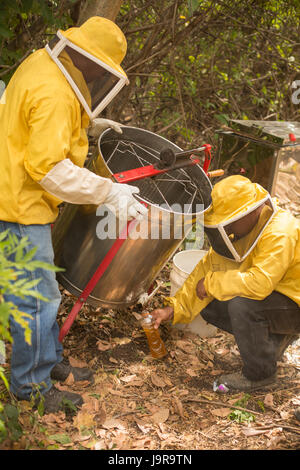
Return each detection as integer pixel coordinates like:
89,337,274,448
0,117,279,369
0,193,299,451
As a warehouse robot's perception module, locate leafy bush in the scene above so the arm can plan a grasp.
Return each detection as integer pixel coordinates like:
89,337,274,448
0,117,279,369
0,229,62,442
0,229,60,343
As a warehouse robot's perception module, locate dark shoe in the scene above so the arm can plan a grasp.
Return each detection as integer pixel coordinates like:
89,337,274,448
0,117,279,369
295,407,300,421
40,386,83,414
50,358,94,383
216,372,277,392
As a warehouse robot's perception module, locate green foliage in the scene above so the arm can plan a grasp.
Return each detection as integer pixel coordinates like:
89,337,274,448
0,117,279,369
229,394,256,424
117,0,300,150
0,403,23,442
49,433,72,445
0,0,75,83
1,0,300,148
0,229,63,442
0,229,61,344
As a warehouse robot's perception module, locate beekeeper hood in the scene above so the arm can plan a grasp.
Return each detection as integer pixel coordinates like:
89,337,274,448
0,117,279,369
45,16,129,119
204,176,277,262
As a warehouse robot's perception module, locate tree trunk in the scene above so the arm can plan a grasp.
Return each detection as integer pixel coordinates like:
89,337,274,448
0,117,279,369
77,0,124,25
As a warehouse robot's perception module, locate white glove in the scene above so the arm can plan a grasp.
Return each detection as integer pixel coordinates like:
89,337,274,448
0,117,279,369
88,118,123,138
104,183,148,221
39,158,113,205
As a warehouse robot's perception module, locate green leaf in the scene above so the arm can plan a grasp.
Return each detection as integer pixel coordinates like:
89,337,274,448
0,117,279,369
22,289,49,302
49,433,72,445
62,398,77,413
188,0,199,15
229,393,256,424
0,368,9,390
22,0,34,12
257,400,265,412
0,302,12,322
37,399,44,417
215,113,229,124
0,231,10,243
21,247,37,263
0,25,13,39
0,418,7,440
4,404,18,421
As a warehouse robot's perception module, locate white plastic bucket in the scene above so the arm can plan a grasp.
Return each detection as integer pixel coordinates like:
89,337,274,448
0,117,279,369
170,249,217,338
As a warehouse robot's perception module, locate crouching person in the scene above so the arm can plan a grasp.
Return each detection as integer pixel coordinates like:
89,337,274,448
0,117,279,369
151,176,300,392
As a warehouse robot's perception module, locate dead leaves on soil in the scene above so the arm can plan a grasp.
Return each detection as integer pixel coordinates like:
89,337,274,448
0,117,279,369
10,317,300,451
96,337,132,352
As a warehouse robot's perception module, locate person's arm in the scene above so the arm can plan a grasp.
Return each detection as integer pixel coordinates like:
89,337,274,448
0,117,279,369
24,94,113,202
25,94,147,219
25,93,82,181
204,231,296,301
40,160,147,220
158,251,213,325
39,158,113,205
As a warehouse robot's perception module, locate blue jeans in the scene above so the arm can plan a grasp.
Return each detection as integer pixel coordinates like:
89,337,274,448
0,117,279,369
0,221,63,399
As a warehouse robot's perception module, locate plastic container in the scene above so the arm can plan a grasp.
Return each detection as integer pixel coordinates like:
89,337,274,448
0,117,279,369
141,314,167,359
170,250,208,297
170,249,217,338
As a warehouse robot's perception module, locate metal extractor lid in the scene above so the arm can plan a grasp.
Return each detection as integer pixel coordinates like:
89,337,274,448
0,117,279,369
225,120,300,146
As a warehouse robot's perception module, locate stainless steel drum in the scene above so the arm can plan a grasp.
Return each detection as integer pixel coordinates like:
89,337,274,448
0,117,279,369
52,127,212,309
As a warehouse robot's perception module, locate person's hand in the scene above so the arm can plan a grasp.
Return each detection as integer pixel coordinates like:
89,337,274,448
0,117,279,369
196,278,207,300
151,306,174,329
104,182,148,221
88,118,123,138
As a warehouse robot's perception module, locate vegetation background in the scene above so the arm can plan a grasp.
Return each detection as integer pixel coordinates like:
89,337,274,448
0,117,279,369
1,0,299,153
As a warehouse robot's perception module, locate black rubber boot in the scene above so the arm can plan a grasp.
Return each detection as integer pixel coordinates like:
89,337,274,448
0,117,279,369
50,358,94,383
216,372,277,392
40,386,83,414
276,334,298,360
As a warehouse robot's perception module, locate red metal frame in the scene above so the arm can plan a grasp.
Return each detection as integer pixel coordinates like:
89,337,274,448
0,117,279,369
114,156,201,184
114,144,212,184
58,143,212,341
59,218,139,341
202,144,212,174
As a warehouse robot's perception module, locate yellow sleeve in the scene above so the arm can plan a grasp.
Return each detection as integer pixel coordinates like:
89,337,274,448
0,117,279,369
204,231,296,301
164,252,214,324
24,93,78,182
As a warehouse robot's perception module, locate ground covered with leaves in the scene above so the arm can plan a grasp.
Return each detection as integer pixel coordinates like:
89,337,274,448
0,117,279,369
1,266,299,451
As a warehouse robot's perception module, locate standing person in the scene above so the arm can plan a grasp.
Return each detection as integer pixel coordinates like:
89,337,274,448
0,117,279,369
151,176,300,392
0,16,147,413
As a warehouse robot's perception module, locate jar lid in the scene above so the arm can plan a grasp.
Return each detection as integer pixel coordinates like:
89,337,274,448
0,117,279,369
142,313,152,323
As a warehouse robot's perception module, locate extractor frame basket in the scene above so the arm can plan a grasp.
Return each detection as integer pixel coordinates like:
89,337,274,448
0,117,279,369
53,126,214,341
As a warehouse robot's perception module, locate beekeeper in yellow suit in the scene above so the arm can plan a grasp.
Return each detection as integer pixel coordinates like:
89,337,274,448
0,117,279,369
152,175,300,392
0,16,147,413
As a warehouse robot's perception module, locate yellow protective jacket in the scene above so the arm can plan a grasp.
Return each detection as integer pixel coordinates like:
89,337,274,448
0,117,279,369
0,48,90,224
166,204,300,324
0,17,127,225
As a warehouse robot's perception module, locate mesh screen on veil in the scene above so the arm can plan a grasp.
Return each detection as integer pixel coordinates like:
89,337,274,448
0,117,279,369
205,198,276,262
45,33,128,118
